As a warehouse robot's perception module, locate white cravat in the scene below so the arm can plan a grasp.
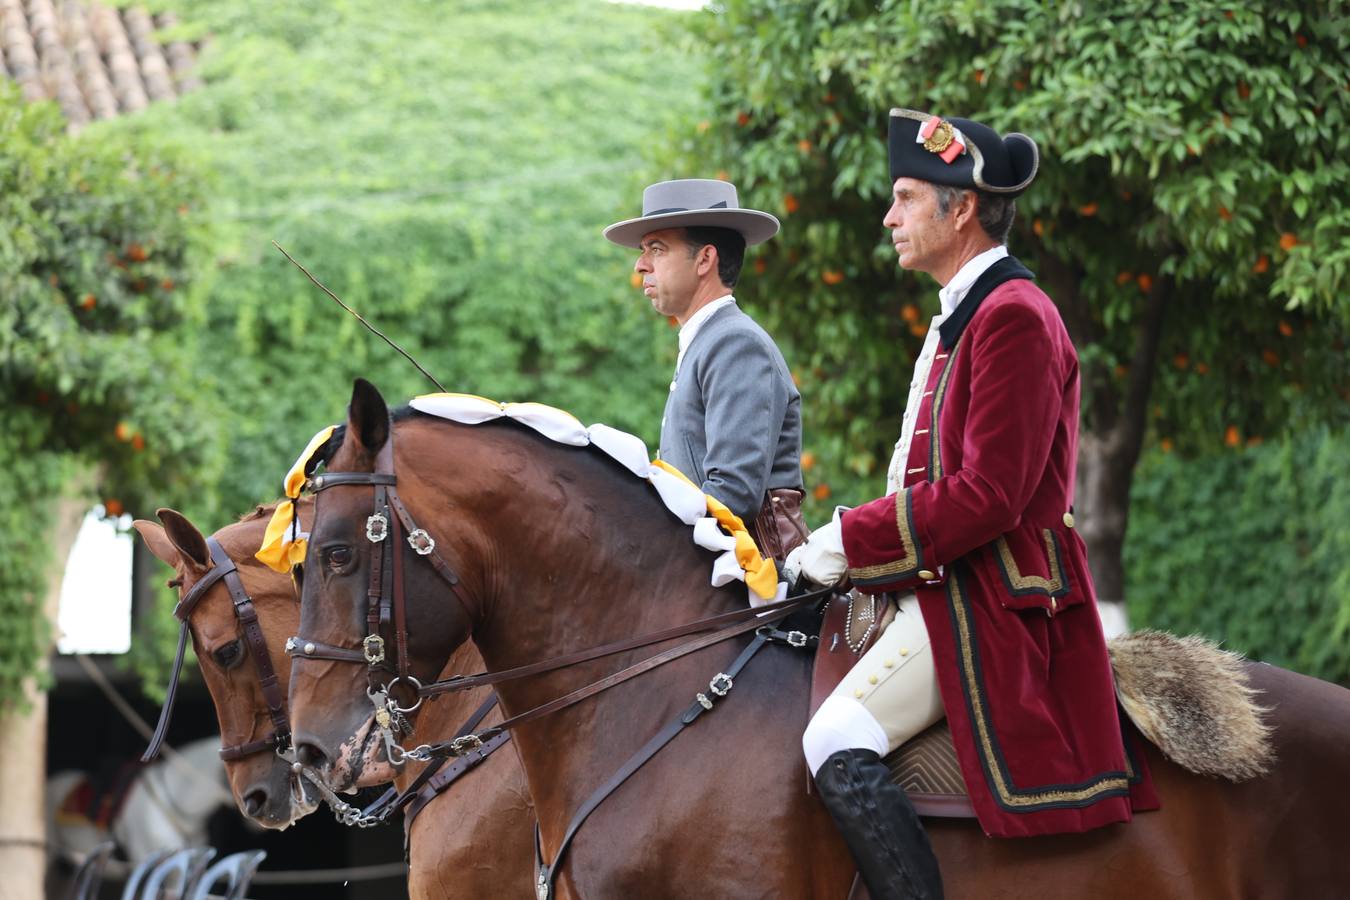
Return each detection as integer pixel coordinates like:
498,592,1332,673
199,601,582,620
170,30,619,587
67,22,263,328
672,294,736,390
885,245,1008,494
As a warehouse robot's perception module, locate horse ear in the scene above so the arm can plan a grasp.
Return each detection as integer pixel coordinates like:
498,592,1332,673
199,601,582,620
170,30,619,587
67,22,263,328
156,508,212,572
133,519,181,569
348,378,390,457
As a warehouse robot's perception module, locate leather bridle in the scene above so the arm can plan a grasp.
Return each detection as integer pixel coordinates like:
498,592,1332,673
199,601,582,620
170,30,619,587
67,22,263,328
284,427,476,719
143,537,291,764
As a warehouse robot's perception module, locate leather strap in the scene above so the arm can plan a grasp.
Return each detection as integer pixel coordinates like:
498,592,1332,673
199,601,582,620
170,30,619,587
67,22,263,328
415,594,824,760
534,630,777,899
147,537,293,762
356,696,506,824
285,636,369,663
421,586,830,698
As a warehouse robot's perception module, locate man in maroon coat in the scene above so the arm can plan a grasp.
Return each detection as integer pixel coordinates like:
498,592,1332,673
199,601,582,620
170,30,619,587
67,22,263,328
784,109,1154,899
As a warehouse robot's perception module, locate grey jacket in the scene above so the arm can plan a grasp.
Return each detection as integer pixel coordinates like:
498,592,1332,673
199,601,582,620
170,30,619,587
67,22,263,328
658,303,802,523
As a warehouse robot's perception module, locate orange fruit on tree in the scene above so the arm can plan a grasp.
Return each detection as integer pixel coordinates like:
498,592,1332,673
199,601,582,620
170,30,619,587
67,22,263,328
813,483,832,501
801,452,816,472
1218,206,1232,221
1137,273,1153,293
783,194,799,214
132,434,146,451
909,322,929,338
1262,349,1280,366
1253,254,1270,273
798,139,813,154
1160,437,1174,453
1278,320,1294,337
1224,425,1240,447
753,258,767,275
79,294,96,310
114,421,132,441
1172,353,1189,370
1194,362,1210,375
901,303,920,322
630,271,643,289
1279,232,1298,251
104,499,125,517
821,269,845,285
1078,202,1099,216
1115,271,1133,285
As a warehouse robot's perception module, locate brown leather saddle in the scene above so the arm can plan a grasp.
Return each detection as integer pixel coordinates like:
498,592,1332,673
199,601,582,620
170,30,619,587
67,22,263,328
812,591,974,819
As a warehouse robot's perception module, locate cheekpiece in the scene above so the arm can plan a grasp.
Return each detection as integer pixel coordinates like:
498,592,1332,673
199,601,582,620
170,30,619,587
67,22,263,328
888,108,1039,196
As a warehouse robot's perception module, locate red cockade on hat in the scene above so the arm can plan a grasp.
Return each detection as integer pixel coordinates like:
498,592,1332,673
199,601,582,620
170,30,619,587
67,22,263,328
917,115,967,164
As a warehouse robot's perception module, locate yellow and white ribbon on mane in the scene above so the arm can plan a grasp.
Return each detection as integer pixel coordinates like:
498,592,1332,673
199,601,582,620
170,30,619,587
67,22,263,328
410,392,780,602
256,425,335,573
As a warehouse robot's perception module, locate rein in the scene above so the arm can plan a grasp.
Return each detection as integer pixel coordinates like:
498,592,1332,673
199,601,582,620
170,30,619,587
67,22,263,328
288,414,832,767
143,537,290,764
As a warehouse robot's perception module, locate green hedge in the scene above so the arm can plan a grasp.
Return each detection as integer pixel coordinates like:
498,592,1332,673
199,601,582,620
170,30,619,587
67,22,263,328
1125,427,1350,685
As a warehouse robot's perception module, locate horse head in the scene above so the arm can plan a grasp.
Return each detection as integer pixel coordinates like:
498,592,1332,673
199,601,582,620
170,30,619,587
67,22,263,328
134,505,317,828
289,379,479,790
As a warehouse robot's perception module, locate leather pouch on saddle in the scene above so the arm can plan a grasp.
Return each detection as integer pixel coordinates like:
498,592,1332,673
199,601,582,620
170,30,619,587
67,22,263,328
810,590,896,716
751,488,811,563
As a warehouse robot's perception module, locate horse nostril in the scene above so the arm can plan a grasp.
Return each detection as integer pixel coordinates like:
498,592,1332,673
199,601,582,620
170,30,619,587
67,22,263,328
295,742,327,770
243,788,268,817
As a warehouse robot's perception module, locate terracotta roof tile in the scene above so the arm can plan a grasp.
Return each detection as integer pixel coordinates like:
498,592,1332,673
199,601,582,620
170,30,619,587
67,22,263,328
0,0,201,130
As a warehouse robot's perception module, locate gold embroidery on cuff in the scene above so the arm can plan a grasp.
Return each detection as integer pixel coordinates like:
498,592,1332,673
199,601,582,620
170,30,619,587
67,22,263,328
849,489,920,581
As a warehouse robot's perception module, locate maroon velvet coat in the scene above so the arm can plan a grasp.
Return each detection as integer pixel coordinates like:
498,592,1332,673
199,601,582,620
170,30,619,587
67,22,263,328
839,257,1158,838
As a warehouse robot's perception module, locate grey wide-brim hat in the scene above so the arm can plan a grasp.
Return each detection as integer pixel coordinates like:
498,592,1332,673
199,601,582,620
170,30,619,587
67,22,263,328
603,178,780,249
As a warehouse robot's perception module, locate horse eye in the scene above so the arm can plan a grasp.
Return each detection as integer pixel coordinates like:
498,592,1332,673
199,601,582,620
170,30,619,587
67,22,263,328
326,547,353,570
213,640,244,669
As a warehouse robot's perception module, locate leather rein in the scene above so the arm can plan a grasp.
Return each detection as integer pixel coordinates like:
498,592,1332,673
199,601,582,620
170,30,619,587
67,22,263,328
143,537,290,764
287,419,828,765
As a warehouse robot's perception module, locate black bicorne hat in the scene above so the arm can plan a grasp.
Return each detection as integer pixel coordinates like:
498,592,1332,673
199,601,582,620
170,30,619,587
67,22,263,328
888,108,1039,196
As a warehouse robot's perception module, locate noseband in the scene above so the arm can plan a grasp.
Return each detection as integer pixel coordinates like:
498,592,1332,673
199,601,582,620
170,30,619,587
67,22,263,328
286,428,476,722
143,537,290,763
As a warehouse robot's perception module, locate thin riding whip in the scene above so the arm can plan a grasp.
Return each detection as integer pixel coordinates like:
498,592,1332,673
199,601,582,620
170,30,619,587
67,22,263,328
272,241,448,393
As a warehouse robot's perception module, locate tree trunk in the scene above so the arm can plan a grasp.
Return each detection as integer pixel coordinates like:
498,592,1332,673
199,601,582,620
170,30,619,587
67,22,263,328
1038,251,1171,635
0,471,93,900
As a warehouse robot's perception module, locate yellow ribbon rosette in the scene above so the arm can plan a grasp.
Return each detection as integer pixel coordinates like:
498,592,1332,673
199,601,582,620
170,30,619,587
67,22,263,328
650,459,778,600
256,425,335,573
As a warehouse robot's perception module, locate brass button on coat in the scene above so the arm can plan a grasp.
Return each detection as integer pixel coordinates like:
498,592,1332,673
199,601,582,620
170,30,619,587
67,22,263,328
1063,512,1075,528
918,569,936,580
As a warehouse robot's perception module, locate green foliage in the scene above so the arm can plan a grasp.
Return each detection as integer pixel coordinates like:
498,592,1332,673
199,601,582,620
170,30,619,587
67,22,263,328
669,0,1349,517
0,83,216,707
111,0,702,527
1126,428,1350,684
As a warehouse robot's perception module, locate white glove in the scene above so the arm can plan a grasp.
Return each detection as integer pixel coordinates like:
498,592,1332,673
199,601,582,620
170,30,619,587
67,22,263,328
782,511,848,589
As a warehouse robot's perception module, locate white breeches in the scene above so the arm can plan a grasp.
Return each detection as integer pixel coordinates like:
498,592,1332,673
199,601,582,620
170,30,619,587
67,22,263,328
801,594,944,775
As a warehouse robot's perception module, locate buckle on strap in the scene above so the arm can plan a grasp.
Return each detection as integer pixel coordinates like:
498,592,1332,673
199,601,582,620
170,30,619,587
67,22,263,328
709,672,733,697
406,528,436,555
362,634,386,664
366,513,389,543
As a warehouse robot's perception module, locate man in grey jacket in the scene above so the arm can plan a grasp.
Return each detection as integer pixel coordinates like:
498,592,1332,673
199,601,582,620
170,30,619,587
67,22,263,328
604,179,807,560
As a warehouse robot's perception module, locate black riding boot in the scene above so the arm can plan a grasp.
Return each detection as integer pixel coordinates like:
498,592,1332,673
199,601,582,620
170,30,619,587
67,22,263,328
813,748,944,900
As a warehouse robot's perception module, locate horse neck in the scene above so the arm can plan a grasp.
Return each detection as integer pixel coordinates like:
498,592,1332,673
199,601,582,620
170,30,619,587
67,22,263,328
399,421,753,820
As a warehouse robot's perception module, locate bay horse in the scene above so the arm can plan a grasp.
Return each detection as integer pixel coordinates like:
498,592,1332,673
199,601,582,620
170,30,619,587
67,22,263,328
134,503,534,897
289,379,1350,899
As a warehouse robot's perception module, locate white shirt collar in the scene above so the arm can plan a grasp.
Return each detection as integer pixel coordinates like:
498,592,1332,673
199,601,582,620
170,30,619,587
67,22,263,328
938,245,1008,318
676,295,736,369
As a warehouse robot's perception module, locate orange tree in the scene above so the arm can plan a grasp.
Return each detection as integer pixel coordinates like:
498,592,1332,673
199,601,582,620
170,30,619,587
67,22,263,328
0,85,215,706
668,0,1349,607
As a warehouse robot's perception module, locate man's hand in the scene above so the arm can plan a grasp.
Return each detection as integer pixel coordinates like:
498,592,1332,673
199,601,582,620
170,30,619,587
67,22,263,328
782,515,848,589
